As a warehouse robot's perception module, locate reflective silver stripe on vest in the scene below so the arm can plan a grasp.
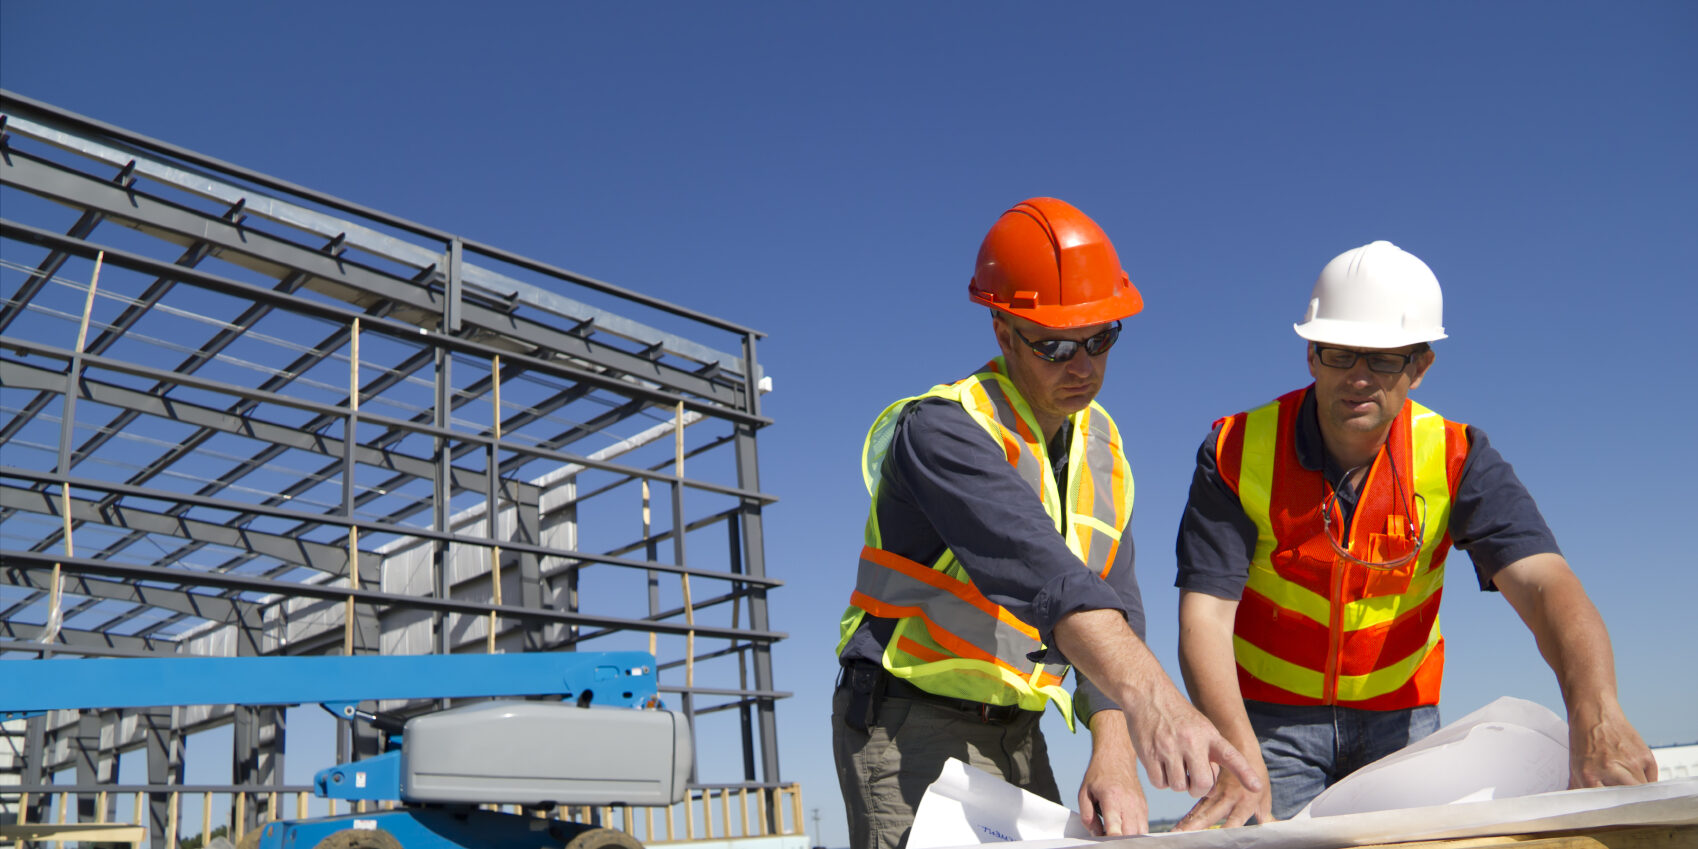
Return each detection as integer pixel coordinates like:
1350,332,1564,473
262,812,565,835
1077,406,1125,577
855,551,1064,678
963,378,1049,499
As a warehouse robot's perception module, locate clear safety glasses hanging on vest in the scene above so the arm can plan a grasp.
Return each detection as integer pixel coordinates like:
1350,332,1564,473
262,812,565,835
1320,449,1428,570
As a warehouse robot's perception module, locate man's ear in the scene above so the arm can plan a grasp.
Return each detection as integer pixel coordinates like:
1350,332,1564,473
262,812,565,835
992,313,1015,358
1409,348,1437,390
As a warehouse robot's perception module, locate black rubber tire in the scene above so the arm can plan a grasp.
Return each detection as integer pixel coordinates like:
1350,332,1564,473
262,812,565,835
311,829,404,849
563,826,645,849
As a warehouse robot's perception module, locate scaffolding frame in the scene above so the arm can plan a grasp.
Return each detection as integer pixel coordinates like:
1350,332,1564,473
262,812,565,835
0,90,786,842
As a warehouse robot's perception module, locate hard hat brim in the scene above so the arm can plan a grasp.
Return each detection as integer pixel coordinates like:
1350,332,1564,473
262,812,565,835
1294,319,1447,349
970,284,1144,329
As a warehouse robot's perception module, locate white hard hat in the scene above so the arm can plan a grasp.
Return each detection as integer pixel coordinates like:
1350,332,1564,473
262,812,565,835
1294,240,1447,348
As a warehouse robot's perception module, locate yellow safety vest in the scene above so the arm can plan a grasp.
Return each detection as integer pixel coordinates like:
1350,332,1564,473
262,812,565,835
837,358,1135,727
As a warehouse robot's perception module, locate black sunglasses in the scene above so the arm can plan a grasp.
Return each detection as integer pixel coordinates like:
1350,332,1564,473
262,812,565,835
1009,321,1122,363
1312,344,1424,375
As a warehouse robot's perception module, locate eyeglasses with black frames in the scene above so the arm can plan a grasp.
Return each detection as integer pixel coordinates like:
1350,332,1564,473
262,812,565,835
1009,321,1122,363
1312,344,1425,375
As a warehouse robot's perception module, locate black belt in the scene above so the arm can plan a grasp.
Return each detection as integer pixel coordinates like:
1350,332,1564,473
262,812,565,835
839,662,1028,727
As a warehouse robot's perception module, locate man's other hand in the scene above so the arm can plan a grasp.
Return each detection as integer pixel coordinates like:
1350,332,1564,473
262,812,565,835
1081,709,1149,835
1171,761,1272,831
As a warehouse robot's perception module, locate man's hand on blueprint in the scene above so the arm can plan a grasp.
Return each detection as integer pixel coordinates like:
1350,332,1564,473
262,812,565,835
1171,756,1274,831
1081,710,1149,835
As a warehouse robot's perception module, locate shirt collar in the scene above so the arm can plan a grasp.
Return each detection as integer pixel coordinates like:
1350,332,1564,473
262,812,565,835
1296,385,1355,487
1296,385,1325,472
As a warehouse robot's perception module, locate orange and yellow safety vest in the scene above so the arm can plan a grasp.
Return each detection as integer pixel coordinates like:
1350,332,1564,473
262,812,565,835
1216,386,1469,709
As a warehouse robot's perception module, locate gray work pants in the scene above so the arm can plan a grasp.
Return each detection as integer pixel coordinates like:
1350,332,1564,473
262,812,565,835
831,685,1060,849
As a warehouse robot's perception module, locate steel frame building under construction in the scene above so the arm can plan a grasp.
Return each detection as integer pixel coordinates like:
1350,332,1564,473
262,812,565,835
0,90,790,845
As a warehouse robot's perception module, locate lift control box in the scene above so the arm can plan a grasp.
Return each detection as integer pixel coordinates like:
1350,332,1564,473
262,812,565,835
401,700,692,806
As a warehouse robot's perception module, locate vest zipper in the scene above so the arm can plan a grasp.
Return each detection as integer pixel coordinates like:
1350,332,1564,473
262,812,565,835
1324,490,1343,705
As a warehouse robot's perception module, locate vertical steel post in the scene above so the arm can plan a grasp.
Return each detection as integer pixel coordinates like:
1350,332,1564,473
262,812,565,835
736,332,781,822
433,238,463,658
487,355,503,654
344,318,360,656
671,401,698,784
514,482,544,650
142,707,181,849
730,519,756,781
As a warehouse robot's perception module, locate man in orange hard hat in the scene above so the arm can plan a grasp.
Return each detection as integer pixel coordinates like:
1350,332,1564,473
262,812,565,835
833,198,1259,849
1172,241,1657,829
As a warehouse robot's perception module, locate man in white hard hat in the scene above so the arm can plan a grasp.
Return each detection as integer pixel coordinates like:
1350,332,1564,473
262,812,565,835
1170,241,1657,828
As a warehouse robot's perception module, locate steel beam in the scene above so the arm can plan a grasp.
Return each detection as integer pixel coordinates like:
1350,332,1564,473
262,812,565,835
0,149,753,408
3,550,785,643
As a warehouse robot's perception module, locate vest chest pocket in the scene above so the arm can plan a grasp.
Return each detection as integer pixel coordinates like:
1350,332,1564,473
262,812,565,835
1359,532,1417,595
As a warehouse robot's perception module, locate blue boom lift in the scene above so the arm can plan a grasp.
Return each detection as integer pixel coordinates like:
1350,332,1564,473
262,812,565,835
4,652,692,849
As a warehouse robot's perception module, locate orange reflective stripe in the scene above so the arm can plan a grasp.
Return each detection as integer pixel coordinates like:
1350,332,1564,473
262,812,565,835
860,545,1040,640
1216,412,1246,496
854,594,1019,672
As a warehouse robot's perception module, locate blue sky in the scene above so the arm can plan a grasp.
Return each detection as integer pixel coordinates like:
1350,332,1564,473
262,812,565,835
3,2,1694,844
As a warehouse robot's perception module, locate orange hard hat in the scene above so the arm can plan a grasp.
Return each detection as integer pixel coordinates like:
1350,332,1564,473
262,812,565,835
968,197,1144,329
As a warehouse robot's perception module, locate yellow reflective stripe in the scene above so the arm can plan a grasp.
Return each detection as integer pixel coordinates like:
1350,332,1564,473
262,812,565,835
861,395,916,496
1240,401,1280,565
1244,568,1331,626
836,604,867,656
1334,617,1444,701
1409,403,1453,570
1233,633,1323,699
1340,565,1445,630
862,507,884,552
883,648,1076,728
1070,512,1121,540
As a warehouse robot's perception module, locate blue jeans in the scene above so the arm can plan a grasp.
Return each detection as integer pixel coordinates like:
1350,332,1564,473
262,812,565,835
1245,700,1440,819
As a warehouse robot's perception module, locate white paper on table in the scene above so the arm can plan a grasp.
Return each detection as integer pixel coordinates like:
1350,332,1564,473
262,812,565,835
1090,779,1698,849
913,779,1698,849
907,758,1094,849
905,695,1698,849
1294,695,1571,818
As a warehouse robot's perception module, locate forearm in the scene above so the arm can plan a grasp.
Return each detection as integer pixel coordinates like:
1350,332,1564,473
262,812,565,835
1177,592,1261,758
1081,708,1148,835
1497,554,1621,713
1089,708,1135,757
1170,590,1273,828
1053,608,1178,713
1496,553,1656,785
